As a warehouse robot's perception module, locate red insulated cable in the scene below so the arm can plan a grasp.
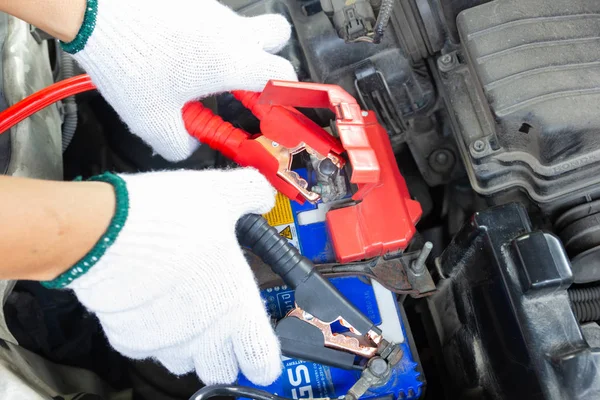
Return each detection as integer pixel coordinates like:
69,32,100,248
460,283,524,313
0,74,309,202
233,91,264,119
182,102,248,160
0,74,261,150
0,74,97,135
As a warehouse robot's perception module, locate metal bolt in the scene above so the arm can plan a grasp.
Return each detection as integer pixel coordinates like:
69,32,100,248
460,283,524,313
272,141,279,148
473,140,486,152
318,158,338,177
440,54,452,65
369,358,389,377
361,111,369,117
429,149,456,174
435,151,448,165
412,242,433,274
438,53,457,72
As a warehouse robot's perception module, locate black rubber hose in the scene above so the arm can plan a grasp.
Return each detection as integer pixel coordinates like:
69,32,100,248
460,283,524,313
372,0,395,44
60,51,79,152
571,299,600,323
190,385,292,400
569,286,600,303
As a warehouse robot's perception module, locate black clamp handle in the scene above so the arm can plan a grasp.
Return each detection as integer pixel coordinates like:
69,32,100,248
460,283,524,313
237,214,381,368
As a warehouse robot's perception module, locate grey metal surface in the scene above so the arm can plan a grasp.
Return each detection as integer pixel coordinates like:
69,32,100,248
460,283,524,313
0,12,11,173
582,322,600,348
3,16,62,179
0,15,63,345
441,0,600,207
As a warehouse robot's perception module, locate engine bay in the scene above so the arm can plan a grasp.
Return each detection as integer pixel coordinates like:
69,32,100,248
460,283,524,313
3,0,600,399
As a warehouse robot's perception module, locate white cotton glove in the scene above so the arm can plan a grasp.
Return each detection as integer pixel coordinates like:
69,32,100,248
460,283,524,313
65,169,282,385
66,0,297,161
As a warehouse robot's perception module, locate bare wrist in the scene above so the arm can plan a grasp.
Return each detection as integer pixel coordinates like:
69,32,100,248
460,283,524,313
0,0,86,42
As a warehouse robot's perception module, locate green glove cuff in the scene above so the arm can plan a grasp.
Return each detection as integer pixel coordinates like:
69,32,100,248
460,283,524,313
42,172,129,289
61,0,98,54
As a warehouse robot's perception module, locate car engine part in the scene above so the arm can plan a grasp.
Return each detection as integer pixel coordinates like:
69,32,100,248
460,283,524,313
440,0,600,210
320,0,376,42
423,203,600,399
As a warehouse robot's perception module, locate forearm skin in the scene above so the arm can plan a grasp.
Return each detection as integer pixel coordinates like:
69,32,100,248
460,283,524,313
0,176,114,281
0,1,111,281
0,0,85,42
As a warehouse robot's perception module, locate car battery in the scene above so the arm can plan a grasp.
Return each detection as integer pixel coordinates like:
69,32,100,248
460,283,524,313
239,169,424,399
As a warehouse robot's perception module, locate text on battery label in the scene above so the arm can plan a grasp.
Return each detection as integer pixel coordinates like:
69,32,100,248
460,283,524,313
288,365,314,399
264,192,294,226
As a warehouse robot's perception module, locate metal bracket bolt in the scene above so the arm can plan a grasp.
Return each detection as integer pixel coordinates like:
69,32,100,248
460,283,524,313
472,139,487,153
411,242,433,275
438,53,458,72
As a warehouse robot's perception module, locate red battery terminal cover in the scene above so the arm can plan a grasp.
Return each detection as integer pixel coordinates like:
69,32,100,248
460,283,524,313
182,80,422,263
257,81,422,263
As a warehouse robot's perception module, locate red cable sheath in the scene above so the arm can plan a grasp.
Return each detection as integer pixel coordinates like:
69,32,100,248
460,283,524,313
0,74,96,135
0,73,312,204
0,74,261,140
0,74,263,154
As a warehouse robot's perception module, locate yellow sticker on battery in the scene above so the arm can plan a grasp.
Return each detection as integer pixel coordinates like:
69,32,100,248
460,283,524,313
263,192,294,227
279,225,293,240
273,223,300,249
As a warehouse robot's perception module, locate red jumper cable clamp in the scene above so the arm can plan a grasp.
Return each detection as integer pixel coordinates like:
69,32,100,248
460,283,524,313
182,91,344,204
183,81,422,263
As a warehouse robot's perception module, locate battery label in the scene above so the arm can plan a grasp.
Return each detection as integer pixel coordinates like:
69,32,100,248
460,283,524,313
279,225,293,240
264,192,294,226
279,359,339,399
264,192,300,249
273,223,300,249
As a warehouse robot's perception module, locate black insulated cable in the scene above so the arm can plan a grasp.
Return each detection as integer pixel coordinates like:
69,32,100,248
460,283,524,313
372,0,394,44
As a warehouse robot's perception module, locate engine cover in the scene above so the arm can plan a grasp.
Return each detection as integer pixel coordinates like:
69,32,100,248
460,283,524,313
426,203,600,399
441,0,600,206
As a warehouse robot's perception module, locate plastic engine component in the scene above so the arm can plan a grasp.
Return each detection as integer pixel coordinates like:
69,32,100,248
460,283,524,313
223,0,436,134
426,203,600,399
320,0,375,42
442,0,600,206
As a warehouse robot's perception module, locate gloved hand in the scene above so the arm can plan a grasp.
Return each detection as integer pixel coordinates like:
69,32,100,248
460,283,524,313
50,169,282,385
63,0,297,162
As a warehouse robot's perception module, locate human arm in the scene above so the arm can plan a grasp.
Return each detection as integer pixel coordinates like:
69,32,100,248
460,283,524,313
0,168,282,386
0,0,297,162
0,175,114,281
0,0,86,42
0,0,291,385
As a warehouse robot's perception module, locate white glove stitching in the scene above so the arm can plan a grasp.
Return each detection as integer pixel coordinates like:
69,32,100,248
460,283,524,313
69,168,282,386
72,0,298,161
